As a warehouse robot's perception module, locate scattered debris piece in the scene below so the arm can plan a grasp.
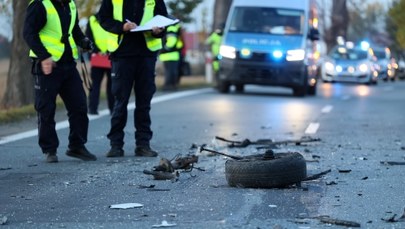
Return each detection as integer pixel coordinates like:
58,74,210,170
382,208,405,223
401,146,405,150
302,169,332,181
380,161,405,166
318,216,361,227
338,169,352,173
326,181,338,185
0,216,7,225
215,135,320,148
152,220,177,228
200,146,243,160
138,184,155,189
109,203,143,209
0,167,11,171
172,154,199,171
361,176,368,180
269,205,277,208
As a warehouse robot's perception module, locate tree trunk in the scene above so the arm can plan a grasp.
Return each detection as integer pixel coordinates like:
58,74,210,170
325,0,349,52
212,0,232,32
1,0,33,109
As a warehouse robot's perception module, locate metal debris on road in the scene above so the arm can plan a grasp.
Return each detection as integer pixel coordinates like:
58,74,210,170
152,220,177,228
109,203,144,209
215,135,320,148
380,161,405,166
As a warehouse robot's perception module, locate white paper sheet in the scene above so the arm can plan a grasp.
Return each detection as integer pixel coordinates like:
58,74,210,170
131,15,179,32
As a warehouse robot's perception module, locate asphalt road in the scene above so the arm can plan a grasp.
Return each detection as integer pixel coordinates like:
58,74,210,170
1,80,405,228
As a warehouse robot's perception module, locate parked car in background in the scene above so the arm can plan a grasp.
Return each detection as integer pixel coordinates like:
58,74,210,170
321,43,379,85
397,58,405,80
373,46,396,81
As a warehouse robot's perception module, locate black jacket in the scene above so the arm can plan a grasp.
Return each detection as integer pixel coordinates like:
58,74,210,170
98,0,168,59
23,0,86,62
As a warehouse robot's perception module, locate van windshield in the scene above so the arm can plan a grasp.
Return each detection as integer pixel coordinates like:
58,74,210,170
228,7,304,35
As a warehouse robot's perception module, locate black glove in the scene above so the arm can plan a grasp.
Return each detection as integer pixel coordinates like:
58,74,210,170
79,37,94,52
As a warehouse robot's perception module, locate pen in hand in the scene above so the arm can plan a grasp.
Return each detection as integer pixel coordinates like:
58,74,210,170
124,19,137,31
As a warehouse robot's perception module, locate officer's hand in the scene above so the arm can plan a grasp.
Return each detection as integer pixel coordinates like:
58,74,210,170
123,21,137,32
79,37,94,52
151,26,164,35
41,57,54,75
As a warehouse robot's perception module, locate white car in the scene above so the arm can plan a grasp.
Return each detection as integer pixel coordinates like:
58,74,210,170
321,45,379,85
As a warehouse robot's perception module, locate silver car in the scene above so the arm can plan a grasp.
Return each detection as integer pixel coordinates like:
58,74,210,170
321,45,379,85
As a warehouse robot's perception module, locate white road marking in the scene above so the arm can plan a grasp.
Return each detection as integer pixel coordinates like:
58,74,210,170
0,88,213,145
321,105,333,113
305,122,320,134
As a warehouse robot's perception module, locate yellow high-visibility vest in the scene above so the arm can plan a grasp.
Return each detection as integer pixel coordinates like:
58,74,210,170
29,0,78,61
89,15,110,53
159,24,180,62
107,0,162,52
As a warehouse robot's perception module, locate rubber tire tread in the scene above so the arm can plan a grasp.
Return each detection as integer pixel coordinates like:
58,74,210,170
225,152,307,188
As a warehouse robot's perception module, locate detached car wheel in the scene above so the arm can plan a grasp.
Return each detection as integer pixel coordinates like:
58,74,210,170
225,152,307,188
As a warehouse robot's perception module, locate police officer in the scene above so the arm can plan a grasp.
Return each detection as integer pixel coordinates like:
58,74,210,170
159,23,182,91
206,27,223,75
98,0,168,157
23,0,97,163
86,14,114,115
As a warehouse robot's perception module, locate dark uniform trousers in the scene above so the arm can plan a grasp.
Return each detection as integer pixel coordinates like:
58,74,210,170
33,61,88,153
88,67,113,113
107,56,157,148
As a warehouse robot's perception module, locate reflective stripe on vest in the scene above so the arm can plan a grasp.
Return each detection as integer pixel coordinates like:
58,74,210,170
29,0,78,61
109,0,162,52
89,15,110,53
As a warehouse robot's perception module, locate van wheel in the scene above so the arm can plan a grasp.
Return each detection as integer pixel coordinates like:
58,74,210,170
217,80,230,93
225,152,307,188
307,84,317,96
293,86,307,97
235,84,244,93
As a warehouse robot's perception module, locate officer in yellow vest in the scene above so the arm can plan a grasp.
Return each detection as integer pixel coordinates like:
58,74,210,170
23,0,97,163
98,0,168,158
159,23,181,91
206,27,223,74
86,14,114,115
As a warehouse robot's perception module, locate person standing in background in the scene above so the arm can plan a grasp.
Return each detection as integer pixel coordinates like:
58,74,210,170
86,14,114,115
23,0,97,163
205,27,223,76
98,0,168,158
159,23,182,91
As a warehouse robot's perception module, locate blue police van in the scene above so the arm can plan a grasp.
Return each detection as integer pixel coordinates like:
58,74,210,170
217,0,320,96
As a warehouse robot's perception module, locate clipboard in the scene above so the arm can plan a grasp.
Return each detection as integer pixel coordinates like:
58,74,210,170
130,15,179,32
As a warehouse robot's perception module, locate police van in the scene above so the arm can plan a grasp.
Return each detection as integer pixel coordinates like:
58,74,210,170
217,0,320,96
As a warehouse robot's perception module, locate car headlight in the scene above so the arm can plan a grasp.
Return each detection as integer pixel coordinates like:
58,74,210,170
219,45,236,59
358,63,368,73
324,62,335,72
286,49,305,61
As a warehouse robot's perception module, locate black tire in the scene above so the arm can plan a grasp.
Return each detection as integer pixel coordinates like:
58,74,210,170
293,86,307,97
225,152,307,188
235,84,244,93
307,84,317,96
217,80,230,93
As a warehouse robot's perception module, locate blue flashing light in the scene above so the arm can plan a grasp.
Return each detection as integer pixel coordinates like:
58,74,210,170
272,50,283,59
360,41,370,51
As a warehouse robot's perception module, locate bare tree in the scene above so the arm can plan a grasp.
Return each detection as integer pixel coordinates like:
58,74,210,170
212,0,232,32
1,0,32,109
325,0,349,51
